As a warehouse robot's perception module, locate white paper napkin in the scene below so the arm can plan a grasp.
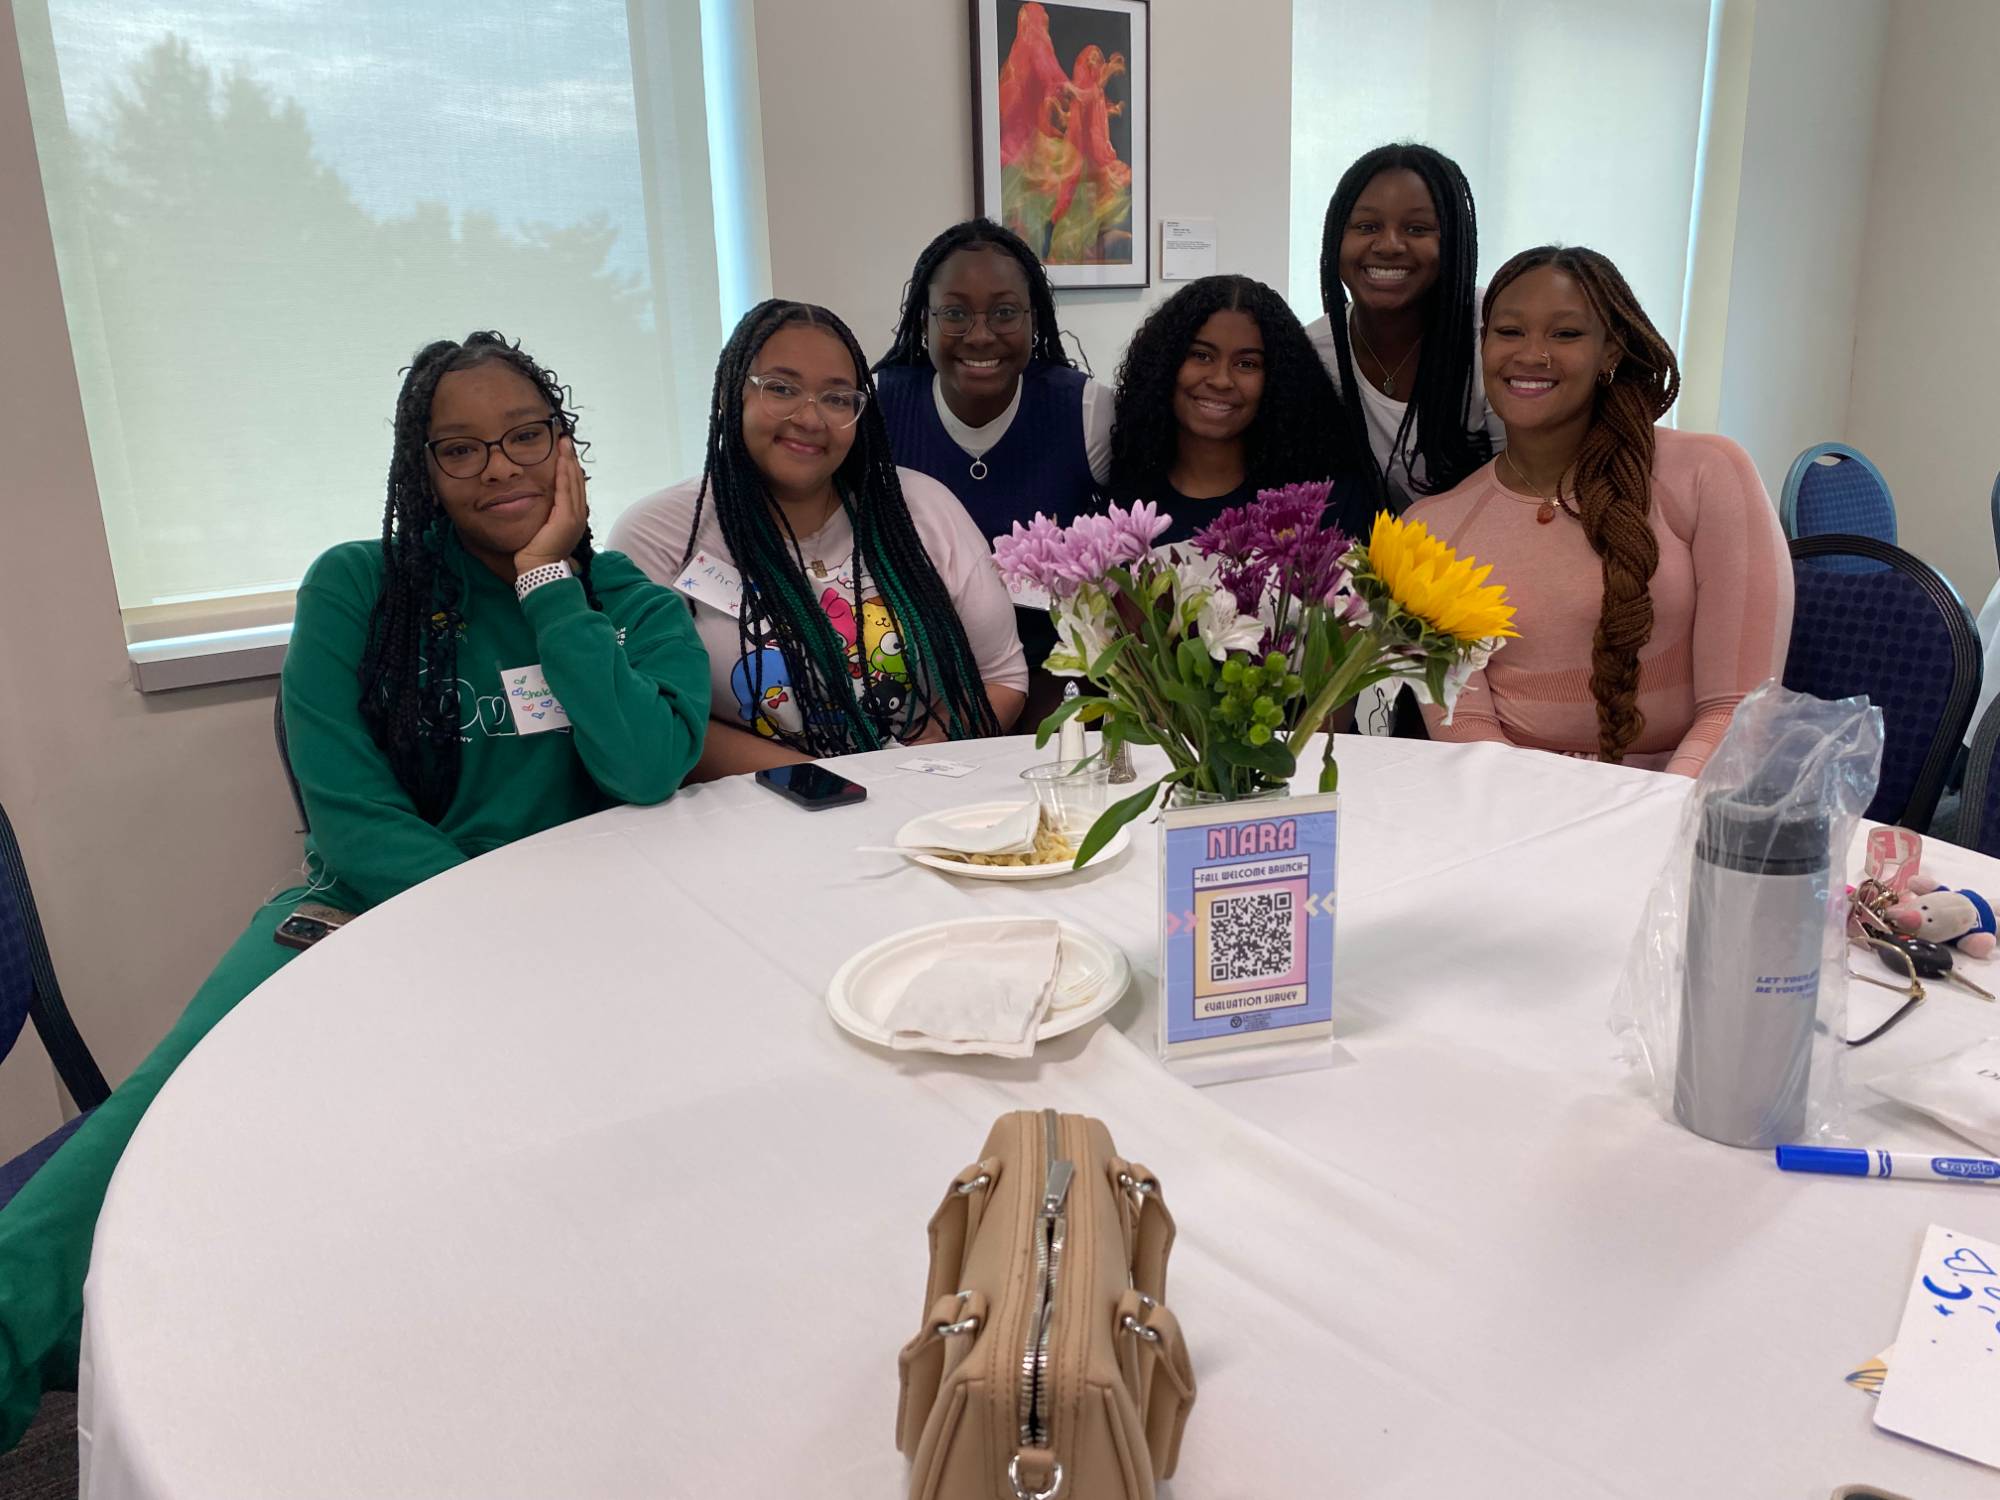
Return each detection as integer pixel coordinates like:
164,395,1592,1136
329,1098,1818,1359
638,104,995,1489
884,920,1063,1056
895,800,1040,857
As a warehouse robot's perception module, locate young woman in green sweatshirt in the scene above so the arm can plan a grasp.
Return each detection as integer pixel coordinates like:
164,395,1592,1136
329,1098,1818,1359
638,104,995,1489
0,332,709,1449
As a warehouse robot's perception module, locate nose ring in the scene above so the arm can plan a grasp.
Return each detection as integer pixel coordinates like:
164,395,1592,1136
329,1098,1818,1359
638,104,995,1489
1537,351,1552,369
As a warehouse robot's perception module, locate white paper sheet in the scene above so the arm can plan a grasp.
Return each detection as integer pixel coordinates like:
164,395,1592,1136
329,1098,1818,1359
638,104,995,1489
1875,1223,2000,1469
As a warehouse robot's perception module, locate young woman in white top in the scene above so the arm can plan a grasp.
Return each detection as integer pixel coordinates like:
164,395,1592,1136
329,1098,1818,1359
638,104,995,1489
1303,143,1506,513
608,301,1027,779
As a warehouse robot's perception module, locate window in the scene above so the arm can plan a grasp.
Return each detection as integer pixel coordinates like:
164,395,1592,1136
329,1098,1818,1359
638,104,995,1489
1289,0,1713,365
13,0,757,644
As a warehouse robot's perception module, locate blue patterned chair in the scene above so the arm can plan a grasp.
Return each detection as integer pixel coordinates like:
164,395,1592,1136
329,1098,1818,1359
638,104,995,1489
274,693,310,834
1956,696,2000,859
1783,536,1980,829
1780,443,1895,575
1990,468,2000,574
0,800,109,1210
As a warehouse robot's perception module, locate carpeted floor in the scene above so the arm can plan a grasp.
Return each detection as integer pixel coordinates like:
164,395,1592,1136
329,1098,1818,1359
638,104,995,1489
0,1394,77,1500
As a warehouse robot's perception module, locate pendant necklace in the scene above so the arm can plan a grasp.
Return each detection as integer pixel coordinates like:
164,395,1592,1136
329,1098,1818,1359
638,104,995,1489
1500,450,1579,525
1349,310,1419,398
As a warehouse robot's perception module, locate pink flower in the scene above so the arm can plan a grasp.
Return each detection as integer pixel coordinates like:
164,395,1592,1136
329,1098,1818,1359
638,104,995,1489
1110,500,1172,558
993,513,1074,598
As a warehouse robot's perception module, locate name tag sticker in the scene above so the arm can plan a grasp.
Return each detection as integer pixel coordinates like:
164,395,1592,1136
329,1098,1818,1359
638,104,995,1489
674,550,745,616
899,757,976,778
502,663,572,735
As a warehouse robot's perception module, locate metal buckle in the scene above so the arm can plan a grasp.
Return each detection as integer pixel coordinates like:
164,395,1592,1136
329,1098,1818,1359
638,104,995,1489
1008,1455,1064,1500
934,1289,979,1338
955,1172,991,1196
1119,1312,1161,1344
1116,1171,1156,1198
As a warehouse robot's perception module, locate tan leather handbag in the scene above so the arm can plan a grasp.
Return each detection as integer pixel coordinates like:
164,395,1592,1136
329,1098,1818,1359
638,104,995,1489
897,1109,1195,1500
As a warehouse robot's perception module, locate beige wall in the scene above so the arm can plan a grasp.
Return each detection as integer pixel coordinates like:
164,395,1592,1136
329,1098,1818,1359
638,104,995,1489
1711,0,1888,496
1,15,300,1157
1847,0,2000,611
750,0,1295,378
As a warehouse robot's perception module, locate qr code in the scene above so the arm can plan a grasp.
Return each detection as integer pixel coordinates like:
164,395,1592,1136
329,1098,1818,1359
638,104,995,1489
1208,890,1295,984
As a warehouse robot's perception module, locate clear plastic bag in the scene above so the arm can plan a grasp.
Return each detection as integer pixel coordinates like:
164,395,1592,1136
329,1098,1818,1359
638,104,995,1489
1611,682,1883,1147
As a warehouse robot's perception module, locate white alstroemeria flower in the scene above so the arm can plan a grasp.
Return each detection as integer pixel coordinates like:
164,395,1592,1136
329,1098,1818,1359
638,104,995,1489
1403,638,1502,722
1195,589,1264,660
1168,550,1223,614
1046,589,1117,676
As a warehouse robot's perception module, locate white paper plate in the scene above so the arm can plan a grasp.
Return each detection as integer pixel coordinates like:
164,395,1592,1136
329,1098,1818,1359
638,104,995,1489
893,801,1132,881
826,916,1130,1049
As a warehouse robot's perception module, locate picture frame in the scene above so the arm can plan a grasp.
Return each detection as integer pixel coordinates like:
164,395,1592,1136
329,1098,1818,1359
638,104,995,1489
969,0,1151,290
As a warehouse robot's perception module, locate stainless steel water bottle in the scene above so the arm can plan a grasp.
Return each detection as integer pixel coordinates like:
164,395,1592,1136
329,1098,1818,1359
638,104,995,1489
1673,791,1831,1148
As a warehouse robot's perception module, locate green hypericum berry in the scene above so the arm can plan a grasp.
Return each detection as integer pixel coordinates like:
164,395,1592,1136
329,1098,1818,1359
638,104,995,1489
1264,651,1287,674
1220,659,1244,685
1248,724,1272,745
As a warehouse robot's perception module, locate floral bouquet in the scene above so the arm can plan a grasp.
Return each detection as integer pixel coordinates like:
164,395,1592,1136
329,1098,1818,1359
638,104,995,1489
993,481,1517,864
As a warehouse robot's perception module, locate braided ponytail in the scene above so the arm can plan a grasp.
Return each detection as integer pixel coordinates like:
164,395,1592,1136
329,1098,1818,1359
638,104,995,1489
1483,247,1680,763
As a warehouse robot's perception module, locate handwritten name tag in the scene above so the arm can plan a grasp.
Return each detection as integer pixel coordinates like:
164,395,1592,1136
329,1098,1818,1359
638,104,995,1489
674,550,745,616
502,663,572,736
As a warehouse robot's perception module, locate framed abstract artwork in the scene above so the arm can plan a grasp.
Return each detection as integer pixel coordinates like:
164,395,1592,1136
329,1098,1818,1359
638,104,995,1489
970,0,1151,289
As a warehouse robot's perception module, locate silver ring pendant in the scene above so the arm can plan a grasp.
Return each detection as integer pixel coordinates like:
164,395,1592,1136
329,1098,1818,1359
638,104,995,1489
969,458,989,481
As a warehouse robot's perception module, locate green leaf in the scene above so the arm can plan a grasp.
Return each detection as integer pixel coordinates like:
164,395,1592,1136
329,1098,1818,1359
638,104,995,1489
1319,749,1340,795
1072,775,1171,868
1087,634,1134,679
1213,733,1296,782
1032,693,1095,747
1176,637,1215,686
1425,655,1449,708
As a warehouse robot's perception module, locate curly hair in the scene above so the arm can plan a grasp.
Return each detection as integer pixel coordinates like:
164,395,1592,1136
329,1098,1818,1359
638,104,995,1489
1106,274,1354,511
1483,246,1681,763
874,217,1077,372
360,332,601,821
684,300,999,755
1319,143,1489,504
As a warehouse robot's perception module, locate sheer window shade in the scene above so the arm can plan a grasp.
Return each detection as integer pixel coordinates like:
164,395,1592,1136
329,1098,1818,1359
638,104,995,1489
13,0,734,625
1289,0,1713,375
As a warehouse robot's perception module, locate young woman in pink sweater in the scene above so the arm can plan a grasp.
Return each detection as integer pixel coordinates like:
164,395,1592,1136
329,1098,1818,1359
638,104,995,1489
1408,246,1792,775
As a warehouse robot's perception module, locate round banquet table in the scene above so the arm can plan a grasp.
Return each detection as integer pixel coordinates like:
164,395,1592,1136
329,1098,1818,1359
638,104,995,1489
77,735,2000,1499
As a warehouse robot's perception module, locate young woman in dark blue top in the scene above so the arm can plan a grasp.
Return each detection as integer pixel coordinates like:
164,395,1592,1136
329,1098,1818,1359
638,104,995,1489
875,219,1111,710
874,218,1111,540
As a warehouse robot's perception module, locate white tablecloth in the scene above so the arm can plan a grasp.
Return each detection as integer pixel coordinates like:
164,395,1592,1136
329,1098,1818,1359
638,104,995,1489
77,736,2000,1498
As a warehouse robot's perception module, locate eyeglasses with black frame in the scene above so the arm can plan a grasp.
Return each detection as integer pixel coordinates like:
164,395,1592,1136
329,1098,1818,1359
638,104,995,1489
745,374,869,430
425,417,561,480
1846,935,1927,1046
927,305,1028,336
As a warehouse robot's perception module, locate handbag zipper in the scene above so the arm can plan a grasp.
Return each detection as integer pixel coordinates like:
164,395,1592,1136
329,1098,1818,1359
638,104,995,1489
1019,1108,1073,1451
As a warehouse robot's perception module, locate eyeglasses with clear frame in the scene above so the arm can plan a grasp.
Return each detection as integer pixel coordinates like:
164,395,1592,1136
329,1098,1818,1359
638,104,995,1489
928,305,1028,336
425,417,560,480
745,373,869,430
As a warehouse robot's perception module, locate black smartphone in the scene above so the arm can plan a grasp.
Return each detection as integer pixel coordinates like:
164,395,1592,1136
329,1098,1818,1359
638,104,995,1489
273,901,357,951
755,763,868,811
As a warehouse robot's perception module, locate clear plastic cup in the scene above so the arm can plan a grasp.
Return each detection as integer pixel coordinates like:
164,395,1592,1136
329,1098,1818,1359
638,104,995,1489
1019,759,1112,838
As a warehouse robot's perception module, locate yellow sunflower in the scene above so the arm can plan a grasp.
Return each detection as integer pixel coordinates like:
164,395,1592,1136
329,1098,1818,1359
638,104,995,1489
1366,513,1518,643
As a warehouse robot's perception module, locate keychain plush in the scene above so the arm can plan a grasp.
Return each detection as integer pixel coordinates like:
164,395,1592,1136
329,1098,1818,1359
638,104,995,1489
1902,877,1999,959
1852,830,1999,960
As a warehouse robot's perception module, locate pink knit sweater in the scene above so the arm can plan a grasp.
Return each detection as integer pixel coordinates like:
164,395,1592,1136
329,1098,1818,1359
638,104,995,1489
1407,427,1793,776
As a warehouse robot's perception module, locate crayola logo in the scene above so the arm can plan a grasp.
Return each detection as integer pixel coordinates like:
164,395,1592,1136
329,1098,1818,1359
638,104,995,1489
1932,1157,2000,1179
